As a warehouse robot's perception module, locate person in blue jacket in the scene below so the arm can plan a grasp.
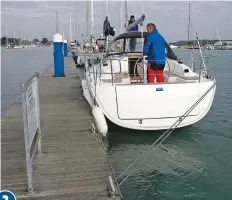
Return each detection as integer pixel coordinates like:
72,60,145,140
143,23,166,83
128,15,138,52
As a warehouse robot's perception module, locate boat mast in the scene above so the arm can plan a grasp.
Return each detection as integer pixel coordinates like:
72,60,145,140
90,0,95,49
60,23,62,37
124,0,128,30
105,0,108,17
69,12,72,42
5,24,8,47
187,3,190,46
214,26,222,45
75,2,78,40
105,0,109,51
13,30,16,46
56,10,59,33
24,35,26,46
120,0,123,34
21,29,24,46
86,0,89,38
90,0,94,36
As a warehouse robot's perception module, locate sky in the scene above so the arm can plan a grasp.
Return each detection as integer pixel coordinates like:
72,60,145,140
1,1,232,42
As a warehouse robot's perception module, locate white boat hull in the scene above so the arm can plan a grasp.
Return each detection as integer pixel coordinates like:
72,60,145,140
81,31,216,131
83,75,216,130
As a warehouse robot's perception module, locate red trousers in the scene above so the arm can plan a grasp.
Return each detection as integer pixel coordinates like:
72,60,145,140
147,64,165,83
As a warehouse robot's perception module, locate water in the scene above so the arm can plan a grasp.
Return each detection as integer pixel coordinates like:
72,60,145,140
1,48,232,199
105,49,232,199
1,47,53,115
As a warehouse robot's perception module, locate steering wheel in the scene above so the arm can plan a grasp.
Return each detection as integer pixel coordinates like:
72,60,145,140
134,56,147,80
133,56,172,82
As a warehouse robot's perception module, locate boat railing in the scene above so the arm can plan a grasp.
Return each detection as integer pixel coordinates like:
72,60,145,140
85,56,124,86
102,57,123,86
86,56,190,85
85,54,216,85
192,55,216,81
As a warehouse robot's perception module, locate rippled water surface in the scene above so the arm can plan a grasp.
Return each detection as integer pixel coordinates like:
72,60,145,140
1,47,53,115
1,47,232,199
106,49,232,200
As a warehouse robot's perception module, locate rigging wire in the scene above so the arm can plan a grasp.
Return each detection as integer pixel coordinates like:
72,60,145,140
116,80,216,187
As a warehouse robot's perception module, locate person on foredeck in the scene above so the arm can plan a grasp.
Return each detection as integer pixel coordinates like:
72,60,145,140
103,16,111,37
143,23,166,83
128,15,138,52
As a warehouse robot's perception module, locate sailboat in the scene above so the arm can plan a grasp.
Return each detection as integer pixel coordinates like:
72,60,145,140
170,44,178,49
12,30,21,49
81,0,116,54
185,3,196,49
5,25,11,49
75,0,109,67
80,12,216,133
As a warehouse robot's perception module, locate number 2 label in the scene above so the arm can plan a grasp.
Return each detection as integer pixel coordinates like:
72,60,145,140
3,195,8,200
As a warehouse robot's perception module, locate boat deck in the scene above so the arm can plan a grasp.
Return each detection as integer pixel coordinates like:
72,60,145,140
165,71,199,81
1,56,122,199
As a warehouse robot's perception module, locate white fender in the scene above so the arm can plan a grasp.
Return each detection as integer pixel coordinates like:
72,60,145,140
77,56,81,65
92,106,108,137
78,55,84,65
81,80,108,136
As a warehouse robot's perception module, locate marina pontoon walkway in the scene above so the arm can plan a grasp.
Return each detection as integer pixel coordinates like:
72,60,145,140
1,56,121,200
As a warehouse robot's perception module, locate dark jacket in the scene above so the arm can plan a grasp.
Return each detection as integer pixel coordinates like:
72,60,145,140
128,20,138,32
143,29,165,65
103,20,111,36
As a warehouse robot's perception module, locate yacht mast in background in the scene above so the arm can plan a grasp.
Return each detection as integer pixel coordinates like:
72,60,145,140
86,0,89,38
124,0,128,30
75,2,78,40
90,0,94,36
187,3,191,46
56,11,59,33
69,12,72,42
5,24,8,47
214,25,222,45
120,0,123,34
105,0,108,17
21,29,24,46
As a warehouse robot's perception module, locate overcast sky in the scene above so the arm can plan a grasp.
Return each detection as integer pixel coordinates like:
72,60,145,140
1,1,232,42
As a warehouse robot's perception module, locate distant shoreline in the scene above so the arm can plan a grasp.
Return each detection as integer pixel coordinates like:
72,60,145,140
169,39,232,46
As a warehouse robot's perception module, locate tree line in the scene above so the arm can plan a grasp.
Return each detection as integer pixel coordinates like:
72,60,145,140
1,37,50,46
170,39,232,46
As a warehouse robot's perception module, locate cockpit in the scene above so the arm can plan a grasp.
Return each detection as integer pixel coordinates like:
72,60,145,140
103,32,180,82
